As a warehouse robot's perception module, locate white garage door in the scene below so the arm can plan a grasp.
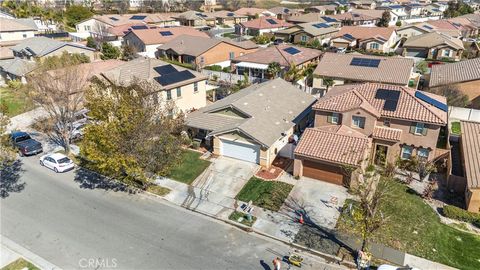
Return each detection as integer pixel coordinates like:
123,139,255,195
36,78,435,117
220,139,260,164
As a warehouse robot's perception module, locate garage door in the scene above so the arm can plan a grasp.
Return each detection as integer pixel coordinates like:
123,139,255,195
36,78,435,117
406,49,427,58
220,139,260,164
303,160,344,185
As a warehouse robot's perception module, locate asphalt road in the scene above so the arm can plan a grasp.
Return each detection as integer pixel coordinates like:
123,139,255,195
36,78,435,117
1,156,341,270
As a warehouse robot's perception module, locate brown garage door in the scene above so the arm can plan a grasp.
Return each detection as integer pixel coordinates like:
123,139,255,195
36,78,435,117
303,160,344,185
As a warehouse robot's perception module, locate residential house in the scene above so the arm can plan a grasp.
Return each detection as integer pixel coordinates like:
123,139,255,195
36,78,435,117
425,5,444,18
404,3,425,18
350,8,398,26
123,26,209,58
377,5,408,21
157,35,258,69
397,23,461,39
287,13,341,26
0,47,14,60
235,8,273,20
275,22,339,45
100,58,207,113
304,5,340,15
211,11,248,27
330,26,397,53
294,83,448,186
350,0,377,9
268,7,303,20
429,58,480,108
236,17,292,36
0,18,38,44
313,53,414,94
326,11,379,26
186,78,316,167
446,17,480,38
231,44,322,79
402,32,464,61
460,121,480,213
172,11,216,27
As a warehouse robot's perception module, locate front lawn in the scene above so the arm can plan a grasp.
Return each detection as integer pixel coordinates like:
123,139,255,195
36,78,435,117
236,177,293,212
0,87,35,117
336,179,480,270
1,258,39,270
229,211,257,227
166,150,211,185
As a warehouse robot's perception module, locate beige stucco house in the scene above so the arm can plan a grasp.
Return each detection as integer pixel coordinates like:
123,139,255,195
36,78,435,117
460,121,480,213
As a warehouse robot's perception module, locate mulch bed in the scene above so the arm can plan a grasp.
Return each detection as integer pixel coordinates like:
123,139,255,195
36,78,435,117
255,157,292,180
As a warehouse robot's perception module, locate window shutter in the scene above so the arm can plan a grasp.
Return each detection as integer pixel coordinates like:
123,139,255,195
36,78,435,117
410,122,416,134
327,115,332,123
422,124,428,136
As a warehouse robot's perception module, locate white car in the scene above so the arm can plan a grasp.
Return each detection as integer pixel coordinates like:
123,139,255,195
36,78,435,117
39,153,75,173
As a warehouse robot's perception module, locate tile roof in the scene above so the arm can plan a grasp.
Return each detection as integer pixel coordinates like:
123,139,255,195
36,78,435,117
235,7,268,16
313,52,414,85
94,13,178,26
240,17,292,30
329,11,377,22
287,13,332,23
294,125,371,166
268,6,301,15
107,23,151,37
372,126,402,142
11,37,94,57
173,11,216,21
0,18,38,32
402,32,464,50
126,26,209,45
295,22,339,37
314,83,448,125
334,26,395,42
461,121,480,189
232,44,322,67
157,35,257,56
186,78,316,147
429,58,480,88
211,10,247,18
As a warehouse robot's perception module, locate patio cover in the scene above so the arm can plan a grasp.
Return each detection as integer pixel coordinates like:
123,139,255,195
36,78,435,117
235,62,269,70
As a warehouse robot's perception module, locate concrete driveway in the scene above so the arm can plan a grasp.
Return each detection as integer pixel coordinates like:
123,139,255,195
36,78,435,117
193,156,259,198
281,177,349,230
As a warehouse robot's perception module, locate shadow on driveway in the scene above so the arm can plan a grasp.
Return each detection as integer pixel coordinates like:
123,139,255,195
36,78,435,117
1,160,26,198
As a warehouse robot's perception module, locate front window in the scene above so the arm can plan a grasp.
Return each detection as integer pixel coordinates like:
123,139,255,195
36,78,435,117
176,87,181,98
383,119,390,127
401,146,413,159
369,43,379,50
443,49,451,57
194,82,198,93
417,148,429,160
166,90,172,100
414,122,425,135
352,116,365,129
301,35,307,42
229,52,235,59
330,113,339,124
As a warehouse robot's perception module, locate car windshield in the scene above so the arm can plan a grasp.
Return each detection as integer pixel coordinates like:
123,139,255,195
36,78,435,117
58,157,71,164
15,135,31,142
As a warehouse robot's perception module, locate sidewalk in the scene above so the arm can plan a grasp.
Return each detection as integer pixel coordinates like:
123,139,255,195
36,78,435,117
7,107,48,132
0,235,61,270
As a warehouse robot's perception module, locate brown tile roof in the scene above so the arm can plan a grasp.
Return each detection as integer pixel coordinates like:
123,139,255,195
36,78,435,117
402,32,464,50
240,17,292,30
314,83,448,125
126,26,209,45
372,126,402,142
158,35,257,56
211,10,247,18
94,13,178,26
107,23,149,37
334,26,396,41
313,52,414,85
287,13,331,23
429,58,480,88
232,44,322,67
329,11,377,22
461,121,480,189
235,7,268,16
295,125,371,166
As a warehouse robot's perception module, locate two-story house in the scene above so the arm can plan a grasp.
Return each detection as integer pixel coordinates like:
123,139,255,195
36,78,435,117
0,18,38,44
275,22,339,45
294,83,448,186
329,26,398,53
402,32,464,61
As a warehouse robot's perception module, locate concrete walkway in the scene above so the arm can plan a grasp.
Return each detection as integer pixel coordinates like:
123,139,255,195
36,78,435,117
7,107,48,132
1,235,61,270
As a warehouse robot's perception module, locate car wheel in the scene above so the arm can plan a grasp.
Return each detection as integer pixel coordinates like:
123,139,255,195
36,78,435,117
40,160,44,166
54,167,59,173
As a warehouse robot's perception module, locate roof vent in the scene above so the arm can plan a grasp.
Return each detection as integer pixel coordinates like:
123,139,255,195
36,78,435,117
243,102,248,105
259,93,263,96
275,121,280,125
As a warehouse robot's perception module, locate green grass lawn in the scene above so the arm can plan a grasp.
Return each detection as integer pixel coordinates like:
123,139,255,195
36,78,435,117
229,210,257,227
0,87,35,117
1,258,39,270
451,122,461,135
166,150,211,185
336,179,480,270
236,177,293,212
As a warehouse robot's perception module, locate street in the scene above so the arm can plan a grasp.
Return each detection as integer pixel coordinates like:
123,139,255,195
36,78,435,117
1,156,342,270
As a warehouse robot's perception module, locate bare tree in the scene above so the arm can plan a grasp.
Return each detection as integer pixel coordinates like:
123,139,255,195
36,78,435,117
27,54,92,155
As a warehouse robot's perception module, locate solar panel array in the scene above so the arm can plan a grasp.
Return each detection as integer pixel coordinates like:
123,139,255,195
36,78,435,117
131,25,148,30
283,47,300,55
160,31,173,36
343,34,355,40
321,16,337,23
155,70,196,86
110,17,119,21
414,91,448,112
130,15,147,20
423,25,433,30
350,57,381,68
227,12,235,16
375,89,400,111
154,65,178,76
266,18,278,25
196,13,207,18
312,23,330,28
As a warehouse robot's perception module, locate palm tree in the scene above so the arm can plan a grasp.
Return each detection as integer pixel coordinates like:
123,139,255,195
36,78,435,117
302,63,317,92
267,62,281,79
284,62,303,84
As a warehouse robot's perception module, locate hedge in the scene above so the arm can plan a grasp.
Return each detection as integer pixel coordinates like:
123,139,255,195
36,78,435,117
443,205,480,228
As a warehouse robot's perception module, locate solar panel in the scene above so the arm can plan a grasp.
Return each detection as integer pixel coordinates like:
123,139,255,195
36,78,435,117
353,14,360,18
160,31,173,36
283,47,300,55
350,57,380,68
110,17,119,21
155,70,196,86
343,34,355,41
312,23,329,28
266,18,278,25
196,13,207,18
154,65,177,75
227,12,235,17
321,16,337,23
130,15,147,20
375,89,400,111
131,25,148,30
415,91,448,112
423,25,433,30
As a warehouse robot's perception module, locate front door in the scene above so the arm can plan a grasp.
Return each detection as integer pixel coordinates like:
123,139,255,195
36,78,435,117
375,144,388,166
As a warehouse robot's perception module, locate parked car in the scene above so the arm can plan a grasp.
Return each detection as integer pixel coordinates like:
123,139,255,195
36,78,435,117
39,153,75,173
10,131,43,156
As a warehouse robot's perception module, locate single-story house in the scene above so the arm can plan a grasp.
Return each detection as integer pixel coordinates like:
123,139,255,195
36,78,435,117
330,26,397,53
461,121,480,213
304,5,340,15
268,6,303,20
397,23,461,39
186,78,316,167
123,26,209,58
287,13,341,27
157,35,258,69
172,11,216,27
211,10,248,26
429,58,480,109
350,0,377,10
231,44,322,79
236,17,292,36
234,7,274,19
275,22,339,45
402,32,464,61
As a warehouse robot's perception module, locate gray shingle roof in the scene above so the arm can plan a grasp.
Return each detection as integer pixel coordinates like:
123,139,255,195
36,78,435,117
0,18,37,32
0,58,36,76
186,78,316,147
11,37,94,57
429,58,480,88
